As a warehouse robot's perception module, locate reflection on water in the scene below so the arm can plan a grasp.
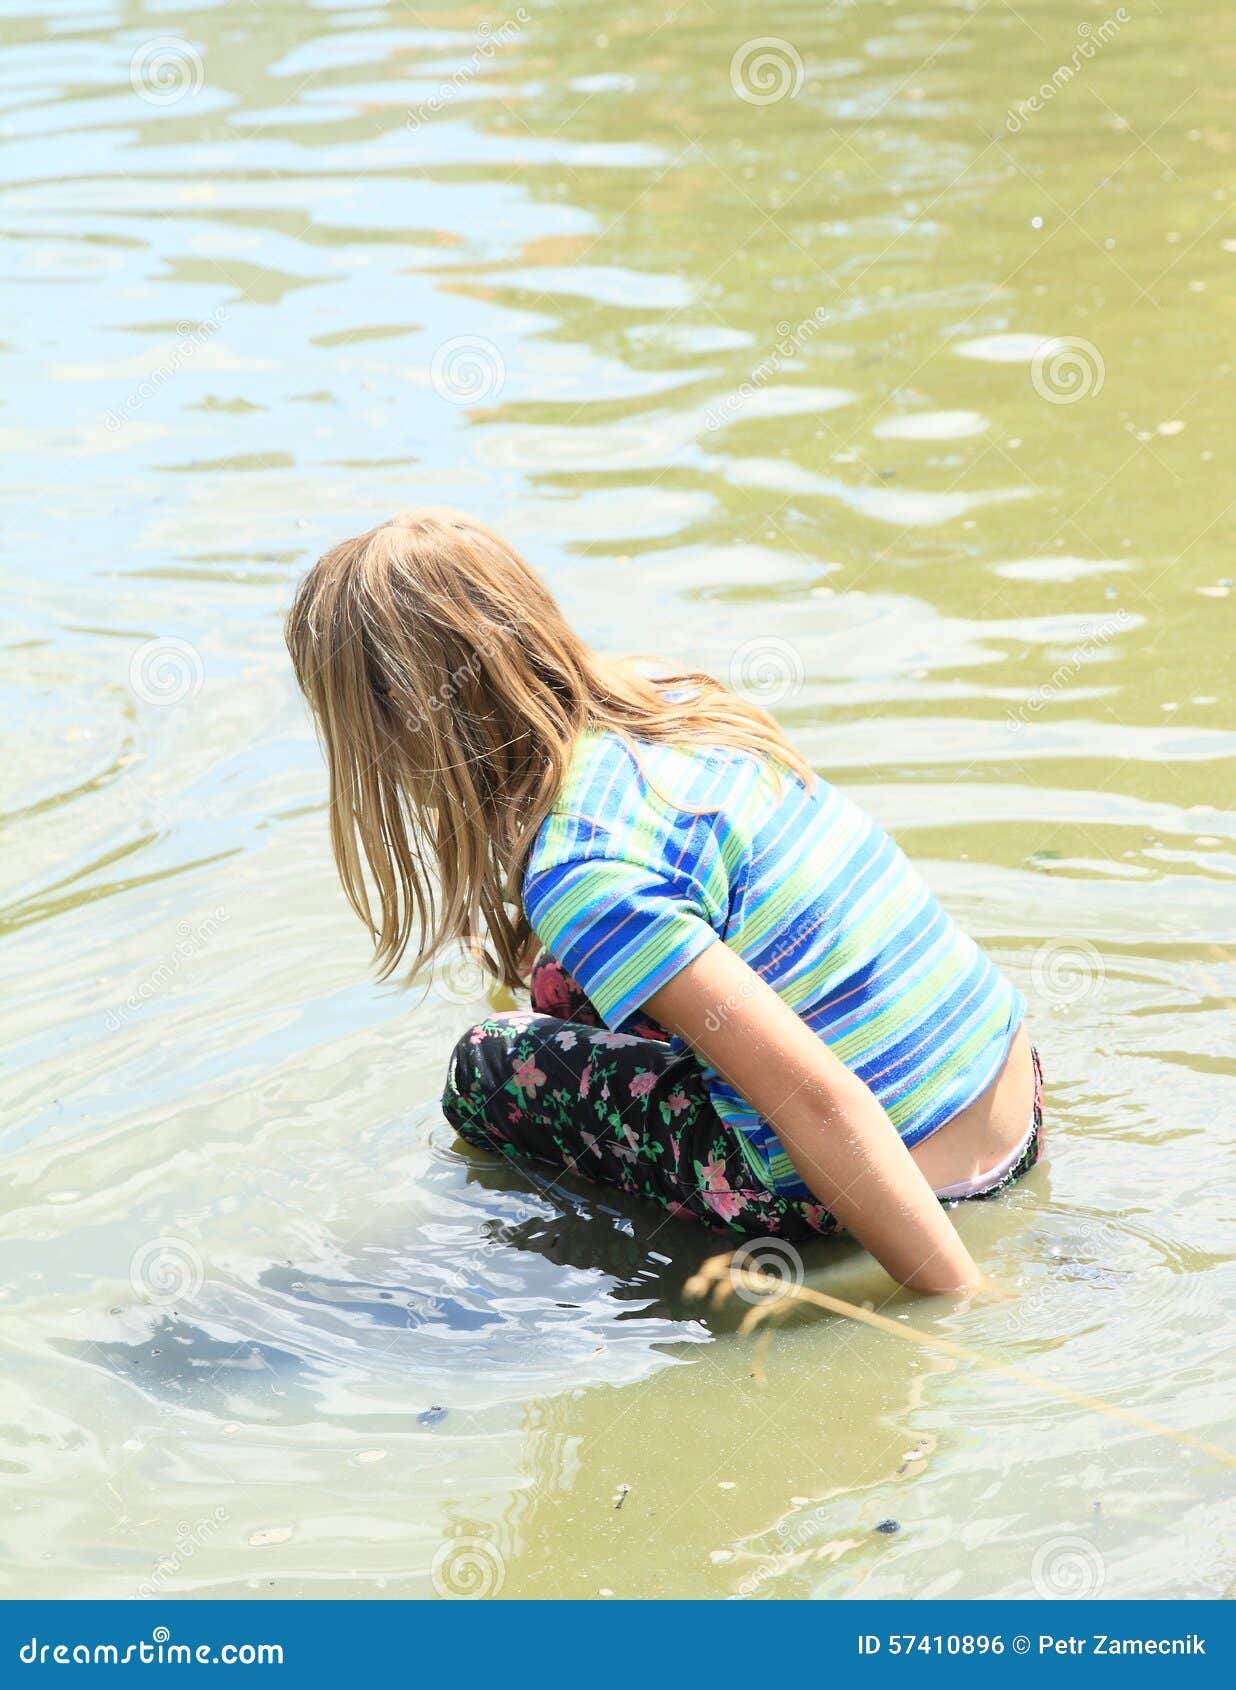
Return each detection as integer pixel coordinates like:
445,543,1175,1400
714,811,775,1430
1,0,1233,1599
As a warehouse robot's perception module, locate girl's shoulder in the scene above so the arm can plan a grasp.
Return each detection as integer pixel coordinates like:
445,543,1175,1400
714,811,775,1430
556,727,759,819
525,729,774,893
523,730,737,918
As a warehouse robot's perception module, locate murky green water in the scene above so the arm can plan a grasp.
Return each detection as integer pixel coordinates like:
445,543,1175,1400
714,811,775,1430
2,0,1233,1601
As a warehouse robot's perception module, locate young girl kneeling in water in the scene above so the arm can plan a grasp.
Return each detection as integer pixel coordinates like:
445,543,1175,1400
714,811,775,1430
287,509,1041,1294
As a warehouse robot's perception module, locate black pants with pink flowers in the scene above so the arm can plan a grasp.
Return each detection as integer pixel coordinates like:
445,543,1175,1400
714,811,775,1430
443,952,1043,1241
443,951,843,1240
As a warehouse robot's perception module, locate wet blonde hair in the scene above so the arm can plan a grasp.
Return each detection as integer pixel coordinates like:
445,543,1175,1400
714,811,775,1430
285,507,814,989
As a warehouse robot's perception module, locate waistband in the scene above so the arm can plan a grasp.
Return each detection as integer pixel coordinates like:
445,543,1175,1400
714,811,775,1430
933,1044,1044,1201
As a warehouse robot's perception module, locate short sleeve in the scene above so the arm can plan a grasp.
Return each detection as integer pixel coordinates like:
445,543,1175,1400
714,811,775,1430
523,854,719,1030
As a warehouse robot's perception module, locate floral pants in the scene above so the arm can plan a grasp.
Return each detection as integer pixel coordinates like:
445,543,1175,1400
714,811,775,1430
442,953,1043,1241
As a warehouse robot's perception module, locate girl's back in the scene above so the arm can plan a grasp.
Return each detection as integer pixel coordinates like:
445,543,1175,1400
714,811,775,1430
524,729,1024,1197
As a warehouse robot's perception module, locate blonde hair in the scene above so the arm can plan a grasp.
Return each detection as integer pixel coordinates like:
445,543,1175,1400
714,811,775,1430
285,507,814,989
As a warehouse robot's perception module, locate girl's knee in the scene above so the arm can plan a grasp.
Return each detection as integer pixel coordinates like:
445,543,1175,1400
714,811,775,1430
442,1027,488,1137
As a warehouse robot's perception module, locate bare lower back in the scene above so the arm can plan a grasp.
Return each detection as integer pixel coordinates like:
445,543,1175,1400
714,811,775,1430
910,1024,1036,1192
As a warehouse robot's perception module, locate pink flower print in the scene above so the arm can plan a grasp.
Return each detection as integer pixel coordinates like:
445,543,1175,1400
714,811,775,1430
801,1203,833,1234
591,1031,641,1049
489,1010,535,1040
701,1186,744,1223
578,1063,592,1100
612,1130,639,1165
511,1055,546,1097
554,1028,578,1051
696,1158,743,1222
629,1071,657,1099
664,1089,689,1117
469,1027,487,1045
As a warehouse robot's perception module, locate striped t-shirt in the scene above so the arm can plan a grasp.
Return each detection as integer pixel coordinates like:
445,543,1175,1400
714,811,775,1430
522,730,1025,1197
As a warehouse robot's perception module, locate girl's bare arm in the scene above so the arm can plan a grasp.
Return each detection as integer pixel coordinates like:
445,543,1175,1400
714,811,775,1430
644,940,980,1294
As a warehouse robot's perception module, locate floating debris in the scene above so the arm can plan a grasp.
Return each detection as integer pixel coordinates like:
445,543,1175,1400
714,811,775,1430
249,1526,294,1547
875,1519,901,1535
613,1483,630,1511
418,1406,447,1427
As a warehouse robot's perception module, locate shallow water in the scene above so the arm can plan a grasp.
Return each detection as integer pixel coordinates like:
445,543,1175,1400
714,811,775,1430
2,0,1234,1601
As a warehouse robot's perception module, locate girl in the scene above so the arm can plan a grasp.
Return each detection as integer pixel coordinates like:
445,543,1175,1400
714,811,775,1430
286,508,1041,1295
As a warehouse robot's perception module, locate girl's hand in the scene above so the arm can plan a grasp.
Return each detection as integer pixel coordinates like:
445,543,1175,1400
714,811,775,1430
645,941,982,1295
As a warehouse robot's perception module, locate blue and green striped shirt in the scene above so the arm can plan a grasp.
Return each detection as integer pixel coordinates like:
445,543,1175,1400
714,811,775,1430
523,730,1024,1196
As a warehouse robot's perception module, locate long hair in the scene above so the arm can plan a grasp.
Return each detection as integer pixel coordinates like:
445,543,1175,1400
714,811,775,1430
285,507,814,989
